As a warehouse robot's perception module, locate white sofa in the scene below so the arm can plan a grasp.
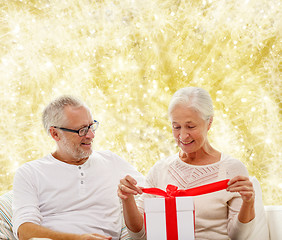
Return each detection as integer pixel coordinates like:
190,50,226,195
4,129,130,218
1,177,281,239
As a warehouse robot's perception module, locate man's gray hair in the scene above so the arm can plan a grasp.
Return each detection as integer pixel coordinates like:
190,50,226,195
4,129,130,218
168,87,214,121
42,95,87,135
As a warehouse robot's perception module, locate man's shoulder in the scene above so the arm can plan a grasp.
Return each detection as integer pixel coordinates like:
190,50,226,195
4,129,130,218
91,150,143,179
17,155,52,171
91,150,127,165
14,155,53,181
92,150,119,160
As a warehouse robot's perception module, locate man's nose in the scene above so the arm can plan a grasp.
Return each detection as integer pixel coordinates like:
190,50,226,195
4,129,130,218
85,128,95,138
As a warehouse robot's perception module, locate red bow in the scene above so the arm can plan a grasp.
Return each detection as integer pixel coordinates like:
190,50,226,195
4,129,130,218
142,179,230,197
142,179,229,240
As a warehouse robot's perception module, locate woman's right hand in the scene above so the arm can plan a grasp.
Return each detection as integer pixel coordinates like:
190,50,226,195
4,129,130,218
118,175,143,200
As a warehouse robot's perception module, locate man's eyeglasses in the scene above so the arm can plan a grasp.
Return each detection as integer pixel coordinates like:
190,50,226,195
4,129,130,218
53,120,99,137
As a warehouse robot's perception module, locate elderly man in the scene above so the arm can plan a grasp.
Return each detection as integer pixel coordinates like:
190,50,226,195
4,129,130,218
12,95,143,240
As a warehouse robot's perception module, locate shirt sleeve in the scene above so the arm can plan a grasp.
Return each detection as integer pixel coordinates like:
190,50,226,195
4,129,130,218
110,151,145,186
12,164,43,239
108,151,146,239
128,163,162,240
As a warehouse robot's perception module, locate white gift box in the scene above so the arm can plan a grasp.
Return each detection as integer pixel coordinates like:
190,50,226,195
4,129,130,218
144,196,195,240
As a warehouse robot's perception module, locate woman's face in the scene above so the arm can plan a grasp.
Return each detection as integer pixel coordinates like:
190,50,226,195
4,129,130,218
170,104,211,154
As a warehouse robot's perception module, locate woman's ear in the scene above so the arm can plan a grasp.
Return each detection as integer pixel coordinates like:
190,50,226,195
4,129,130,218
208,116,213,130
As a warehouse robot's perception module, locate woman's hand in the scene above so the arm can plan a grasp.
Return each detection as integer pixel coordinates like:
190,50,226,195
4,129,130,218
227,175,255,204
227,175,256,223
118,175,143,200
118,175,144,233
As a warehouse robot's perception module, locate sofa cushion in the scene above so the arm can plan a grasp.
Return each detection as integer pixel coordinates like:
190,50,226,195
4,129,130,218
0,191,16,239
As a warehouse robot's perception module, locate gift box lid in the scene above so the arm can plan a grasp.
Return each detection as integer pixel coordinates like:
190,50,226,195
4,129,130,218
144,197,194,213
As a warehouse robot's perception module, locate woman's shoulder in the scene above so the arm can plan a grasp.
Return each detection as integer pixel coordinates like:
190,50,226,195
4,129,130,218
151,153,178,169
220,152,249,177
92,150,125,164
221,153,245,166
145,154,179,179
145,154,178,187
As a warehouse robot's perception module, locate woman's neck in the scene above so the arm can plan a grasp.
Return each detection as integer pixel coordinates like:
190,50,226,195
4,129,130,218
179,145,221,165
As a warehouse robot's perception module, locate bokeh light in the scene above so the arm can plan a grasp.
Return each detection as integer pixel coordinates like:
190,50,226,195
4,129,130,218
0,0,281,205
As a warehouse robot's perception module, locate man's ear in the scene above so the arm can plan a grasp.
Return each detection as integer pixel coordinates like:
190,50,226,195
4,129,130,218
208,116,213,130
49,127,60,142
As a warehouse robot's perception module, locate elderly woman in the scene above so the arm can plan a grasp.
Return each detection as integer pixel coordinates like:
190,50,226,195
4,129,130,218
118,87,256,240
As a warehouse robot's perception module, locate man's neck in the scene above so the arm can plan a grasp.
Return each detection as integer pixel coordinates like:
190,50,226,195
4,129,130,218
51,152,89,165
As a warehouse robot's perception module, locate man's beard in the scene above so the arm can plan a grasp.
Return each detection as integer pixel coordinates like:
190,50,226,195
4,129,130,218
61,135,92,161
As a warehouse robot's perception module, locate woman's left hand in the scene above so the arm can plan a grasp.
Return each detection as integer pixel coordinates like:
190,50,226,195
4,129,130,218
227,175,255,204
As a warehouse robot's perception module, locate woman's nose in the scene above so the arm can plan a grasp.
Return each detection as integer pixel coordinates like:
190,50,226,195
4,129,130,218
180,129,189,140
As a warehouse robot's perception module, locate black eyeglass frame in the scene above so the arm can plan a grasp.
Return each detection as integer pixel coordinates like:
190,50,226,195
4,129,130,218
53,120,99,137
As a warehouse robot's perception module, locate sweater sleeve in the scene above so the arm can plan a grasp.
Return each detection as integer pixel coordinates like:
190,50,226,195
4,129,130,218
127,225,146,240
225,156,256,239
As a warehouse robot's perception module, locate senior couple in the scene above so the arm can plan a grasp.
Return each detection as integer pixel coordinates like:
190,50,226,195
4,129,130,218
12,87,256,240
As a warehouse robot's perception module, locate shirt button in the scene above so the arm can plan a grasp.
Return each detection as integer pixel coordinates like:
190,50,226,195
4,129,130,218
81,173,84,176
78,166,81,169
81,181,84,184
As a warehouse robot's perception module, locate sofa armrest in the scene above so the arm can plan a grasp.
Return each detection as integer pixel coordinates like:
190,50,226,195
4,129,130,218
0,191,16,239
264,205,282,240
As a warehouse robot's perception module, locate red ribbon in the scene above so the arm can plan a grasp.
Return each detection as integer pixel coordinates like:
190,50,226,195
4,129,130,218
142,179,229,240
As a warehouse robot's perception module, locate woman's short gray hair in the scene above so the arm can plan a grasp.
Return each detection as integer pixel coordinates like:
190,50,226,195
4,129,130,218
42,95,87,135
168,87,214,121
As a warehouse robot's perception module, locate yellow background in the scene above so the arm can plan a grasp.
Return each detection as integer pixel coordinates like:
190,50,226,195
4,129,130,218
0,0,281,205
